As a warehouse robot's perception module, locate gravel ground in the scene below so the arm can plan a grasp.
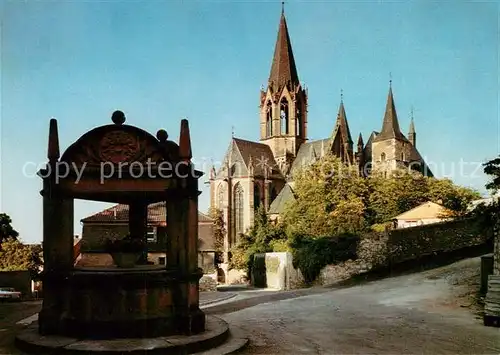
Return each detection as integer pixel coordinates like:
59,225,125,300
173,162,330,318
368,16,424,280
1,257,497,355
0,301,42,355
220,256,500,354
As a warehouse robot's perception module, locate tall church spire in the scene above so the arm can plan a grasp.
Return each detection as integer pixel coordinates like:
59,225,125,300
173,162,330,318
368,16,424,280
334,100,353,145
374,83,407,142
409,107,416,147
268,5,299,92
260,4,307,161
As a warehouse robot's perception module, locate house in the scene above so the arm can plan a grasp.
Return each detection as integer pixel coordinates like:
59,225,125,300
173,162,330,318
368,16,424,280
77,202,216,271
394,201,453,229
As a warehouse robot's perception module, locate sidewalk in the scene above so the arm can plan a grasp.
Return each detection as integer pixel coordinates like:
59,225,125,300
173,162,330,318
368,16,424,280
199,291,237,306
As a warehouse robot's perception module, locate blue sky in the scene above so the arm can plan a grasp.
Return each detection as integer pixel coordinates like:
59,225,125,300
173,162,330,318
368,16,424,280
1,1,498,244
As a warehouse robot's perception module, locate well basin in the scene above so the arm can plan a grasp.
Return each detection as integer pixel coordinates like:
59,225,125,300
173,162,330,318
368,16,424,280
56,265,203,339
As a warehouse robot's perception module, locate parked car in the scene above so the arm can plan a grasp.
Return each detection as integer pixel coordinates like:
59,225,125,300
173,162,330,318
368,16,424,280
0,287,22,301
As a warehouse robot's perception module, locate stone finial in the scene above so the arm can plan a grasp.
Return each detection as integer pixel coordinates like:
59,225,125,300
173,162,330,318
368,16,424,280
248,156,254,176
309,144,316,162
156,129,168,142
179,119,192,161
111,110,126,125
48,118,60,162
209,165,216,180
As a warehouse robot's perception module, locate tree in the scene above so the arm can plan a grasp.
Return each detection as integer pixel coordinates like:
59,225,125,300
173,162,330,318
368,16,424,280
283,155,369,237
484,156,500,192
208,207,225,254
230,205,285,271
0,213,19,243
471,156,500,235
367,169,480,223
427,178,480,217
0,238,42,279
208,207,225,265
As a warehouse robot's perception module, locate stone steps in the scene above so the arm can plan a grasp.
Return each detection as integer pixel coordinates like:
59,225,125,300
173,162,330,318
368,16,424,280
484,274,500,327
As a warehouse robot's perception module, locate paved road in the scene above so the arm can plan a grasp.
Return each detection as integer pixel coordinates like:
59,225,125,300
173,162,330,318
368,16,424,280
0,301,42,355
2,259,499,354
220,260,500,354
0,291,238,354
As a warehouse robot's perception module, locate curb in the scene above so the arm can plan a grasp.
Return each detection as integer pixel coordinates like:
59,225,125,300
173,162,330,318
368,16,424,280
200,293,238,307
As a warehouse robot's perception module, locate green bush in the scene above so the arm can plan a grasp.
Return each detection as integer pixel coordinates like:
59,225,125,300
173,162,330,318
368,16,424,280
270,239,291,252
290,233,360,284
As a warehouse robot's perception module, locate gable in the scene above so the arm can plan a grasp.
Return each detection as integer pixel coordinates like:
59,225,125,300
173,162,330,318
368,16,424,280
395,201,452,220
215,138,283,179
215,140,248,179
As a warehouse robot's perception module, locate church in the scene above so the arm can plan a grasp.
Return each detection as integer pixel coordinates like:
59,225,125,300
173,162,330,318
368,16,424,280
208,6,432,260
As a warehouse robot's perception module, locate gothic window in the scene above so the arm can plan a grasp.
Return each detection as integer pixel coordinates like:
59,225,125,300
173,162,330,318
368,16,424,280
217,183,226,209
266,101,273,137
254,183,261,210
380,153,386,162
234,183,244,235
401,152,405,161
280,98,289,135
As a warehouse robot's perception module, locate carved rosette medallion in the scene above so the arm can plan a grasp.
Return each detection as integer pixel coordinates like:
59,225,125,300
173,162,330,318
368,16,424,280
99,131,139,164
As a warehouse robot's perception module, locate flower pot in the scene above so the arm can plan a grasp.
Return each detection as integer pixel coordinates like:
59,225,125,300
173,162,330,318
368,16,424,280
111,253,141,268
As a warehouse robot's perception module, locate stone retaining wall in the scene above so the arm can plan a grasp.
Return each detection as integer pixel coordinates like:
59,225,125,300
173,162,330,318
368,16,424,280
386,218,489,264
0,270,32,296
320,218,492,286
494,232,500,275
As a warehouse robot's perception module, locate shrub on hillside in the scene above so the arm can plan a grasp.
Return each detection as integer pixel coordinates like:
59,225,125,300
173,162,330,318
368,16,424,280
290,233,360,284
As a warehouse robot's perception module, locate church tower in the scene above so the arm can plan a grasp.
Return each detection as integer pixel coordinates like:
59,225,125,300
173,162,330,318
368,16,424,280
259,5,307,175
371,83,413,176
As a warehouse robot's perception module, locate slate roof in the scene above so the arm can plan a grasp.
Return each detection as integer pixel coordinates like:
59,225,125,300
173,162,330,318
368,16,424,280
289,138,331,178
268,11,299,93
374,86,409,143
269,183,296,214
215,138,284,179
332,101,353,146
363,131,379,162
81,202,213,224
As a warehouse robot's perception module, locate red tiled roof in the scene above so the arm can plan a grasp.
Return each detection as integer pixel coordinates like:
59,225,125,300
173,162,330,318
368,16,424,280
81,202,212,224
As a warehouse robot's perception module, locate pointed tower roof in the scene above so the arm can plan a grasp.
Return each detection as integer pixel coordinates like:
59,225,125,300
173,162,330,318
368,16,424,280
374,85,408,142
332,100,353,145
268,6,299,92
357,133,364,147
409,117,415,134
